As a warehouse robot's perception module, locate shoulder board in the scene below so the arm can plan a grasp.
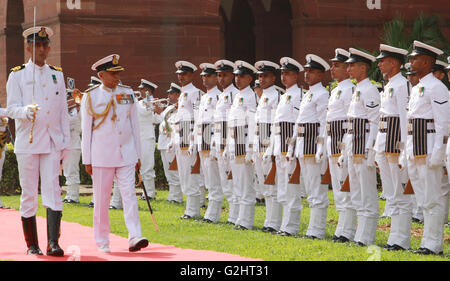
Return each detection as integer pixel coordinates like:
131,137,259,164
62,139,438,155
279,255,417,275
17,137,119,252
49,65,63,72
118,84,131,89
10,65,25,72
84,84,100,92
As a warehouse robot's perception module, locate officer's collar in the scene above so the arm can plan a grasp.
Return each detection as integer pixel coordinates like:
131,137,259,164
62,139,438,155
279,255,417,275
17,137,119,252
285,83,299,93
27,59,46,70
223,83,236,93
101,84,116,92
181,82,194,91
206,85,219,94
262,85,277,94
419,72,434,84
357,77,371,86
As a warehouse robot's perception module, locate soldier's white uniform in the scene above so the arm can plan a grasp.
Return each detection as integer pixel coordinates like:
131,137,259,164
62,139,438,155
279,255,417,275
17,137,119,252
406,41,449,255
343,49,380,246
0,111,10,209
197,64,222,222
63,106,82,203
81,54,147,252
374,44,413,250
269,57,304,236
7,58,70,218
226,60,258,230
322,49,354,240
213,60,238,223
158,84,182,203
289,54,329,239
172,61,202,219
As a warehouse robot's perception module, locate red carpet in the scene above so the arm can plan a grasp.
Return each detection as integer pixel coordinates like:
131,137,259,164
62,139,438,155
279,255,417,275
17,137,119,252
0,209,260,261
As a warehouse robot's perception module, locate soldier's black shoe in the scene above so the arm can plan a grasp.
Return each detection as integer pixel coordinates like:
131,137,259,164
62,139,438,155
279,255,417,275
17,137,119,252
383,244,393,249
387,244,406,251
202,218,213,223
261,227,277,233
412,217,423,224
276,231,292,237
336,236,350,243
63,199,78,204
233,225,248,230
46,209,64,257
109,205,122,210
27,245,43,255
304,235,319,240
85,202,94,208
411,248,443,255
180,214,192,220
356,241,366,247
332,235,340,242
21,216,43,255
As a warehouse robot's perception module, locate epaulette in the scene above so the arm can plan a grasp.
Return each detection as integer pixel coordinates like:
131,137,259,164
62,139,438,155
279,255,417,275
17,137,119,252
84,84,100,93
49,65,63,72
118,84,131,89
10,65,25,72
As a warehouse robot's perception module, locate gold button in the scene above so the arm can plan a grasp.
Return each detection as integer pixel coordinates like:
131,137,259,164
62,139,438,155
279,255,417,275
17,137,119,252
42,84,46,88
119,131,122,135
47,111,50,114
47,125,50,128
45,97,48,101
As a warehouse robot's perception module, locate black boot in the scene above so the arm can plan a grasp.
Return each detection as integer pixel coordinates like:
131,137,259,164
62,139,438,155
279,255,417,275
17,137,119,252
46,208,64,257
21,216,43,255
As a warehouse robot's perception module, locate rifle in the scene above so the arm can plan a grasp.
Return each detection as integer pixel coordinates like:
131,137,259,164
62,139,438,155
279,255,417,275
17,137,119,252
288,158,301,184
264,156,276,185
190,152,201,174
320,163,331,185
168,155,178,171
403,179,414,194
227,170,233,180
340,175,350,192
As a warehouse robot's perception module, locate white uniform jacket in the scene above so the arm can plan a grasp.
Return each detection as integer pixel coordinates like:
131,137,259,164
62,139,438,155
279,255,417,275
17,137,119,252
81,84,141,167
6,59,71,154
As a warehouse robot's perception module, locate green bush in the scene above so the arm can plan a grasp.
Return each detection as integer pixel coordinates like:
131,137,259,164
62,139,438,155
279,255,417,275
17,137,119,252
1,142,169,195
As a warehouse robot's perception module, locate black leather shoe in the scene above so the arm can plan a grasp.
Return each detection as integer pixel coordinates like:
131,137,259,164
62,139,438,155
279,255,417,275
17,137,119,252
202,218,213,223
383,244,393,249
46,209,64,257
412,217,423,223
261,227,277,233
336,236,350,243
332,235,340,242
180,214,192,220
277,231,292,237
304,235,318,240
27,245,43,255
356,241,366,247
63,199,78,204
411,248,443,255
233,225,248,230
387,244,406,251
85,202,94,208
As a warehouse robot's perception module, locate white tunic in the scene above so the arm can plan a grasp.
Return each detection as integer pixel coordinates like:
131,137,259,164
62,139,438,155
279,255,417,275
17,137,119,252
81,84,141,167
6,59,71,154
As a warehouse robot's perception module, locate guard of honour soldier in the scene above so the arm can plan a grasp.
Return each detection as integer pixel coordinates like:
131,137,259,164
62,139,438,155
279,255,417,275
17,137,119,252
3,25,450,257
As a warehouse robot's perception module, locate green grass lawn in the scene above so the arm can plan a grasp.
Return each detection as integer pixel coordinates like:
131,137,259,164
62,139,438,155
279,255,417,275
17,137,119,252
1,190,449,261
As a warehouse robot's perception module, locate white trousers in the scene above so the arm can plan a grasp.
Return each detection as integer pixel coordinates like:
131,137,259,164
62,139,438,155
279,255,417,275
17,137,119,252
63,148,81,201
216,153,233,202
92,165,142,247
17,147,63,218
300,158,329,238
328,156,350,237
277,157,302,235
140,138,156,196
160,149,182,202
200,154,223,222
408,156,448,253
176,149,201,217
347,156,379,245
231,158,255,229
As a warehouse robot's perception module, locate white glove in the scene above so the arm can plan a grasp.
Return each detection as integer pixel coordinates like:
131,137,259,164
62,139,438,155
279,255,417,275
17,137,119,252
26,104,40,120
366,148,376,168
315,143,324,164
188,143,196,156
262,147,272,164
337,154,345,168
398,150,407,170
428,151,444,169
245,151,254,164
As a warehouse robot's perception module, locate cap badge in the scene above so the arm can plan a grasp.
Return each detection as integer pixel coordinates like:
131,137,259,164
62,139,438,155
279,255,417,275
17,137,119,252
38,27,47,38
112,56,119,65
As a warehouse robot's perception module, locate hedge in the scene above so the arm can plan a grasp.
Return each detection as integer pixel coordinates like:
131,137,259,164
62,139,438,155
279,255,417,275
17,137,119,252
0,143,168,195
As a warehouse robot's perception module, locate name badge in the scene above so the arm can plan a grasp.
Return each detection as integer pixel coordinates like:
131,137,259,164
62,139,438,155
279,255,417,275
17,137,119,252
116,93,134,104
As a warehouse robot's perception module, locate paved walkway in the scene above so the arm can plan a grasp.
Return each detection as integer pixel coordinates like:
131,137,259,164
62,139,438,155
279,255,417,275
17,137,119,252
0,208,260,261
